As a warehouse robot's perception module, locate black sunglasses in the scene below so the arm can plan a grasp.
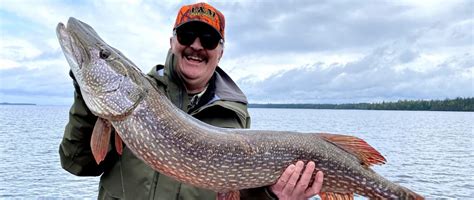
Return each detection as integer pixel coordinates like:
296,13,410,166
174,24,223,50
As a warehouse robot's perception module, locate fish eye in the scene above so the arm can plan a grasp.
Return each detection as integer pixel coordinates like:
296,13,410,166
99,49,111,59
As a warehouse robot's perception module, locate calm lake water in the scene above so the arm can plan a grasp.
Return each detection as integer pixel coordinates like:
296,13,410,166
0,105,472,199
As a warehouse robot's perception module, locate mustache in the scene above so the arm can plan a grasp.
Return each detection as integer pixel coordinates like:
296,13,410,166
183,47,208,61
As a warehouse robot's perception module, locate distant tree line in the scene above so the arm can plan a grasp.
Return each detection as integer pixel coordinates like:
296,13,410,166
249,97,474,112
0,102,36,106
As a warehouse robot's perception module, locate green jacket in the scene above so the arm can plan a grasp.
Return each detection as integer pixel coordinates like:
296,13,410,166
59,51,276,200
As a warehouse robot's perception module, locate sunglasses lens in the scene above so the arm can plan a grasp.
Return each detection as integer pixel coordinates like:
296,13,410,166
176,24,221,50
177,31,197,46
200,33,220,50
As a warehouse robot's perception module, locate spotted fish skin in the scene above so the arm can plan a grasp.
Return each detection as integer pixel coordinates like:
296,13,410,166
56,17,424,199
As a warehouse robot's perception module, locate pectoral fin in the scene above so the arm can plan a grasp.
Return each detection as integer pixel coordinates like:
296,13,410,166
217,191,240,200
114,131,123,155
91,118,112,164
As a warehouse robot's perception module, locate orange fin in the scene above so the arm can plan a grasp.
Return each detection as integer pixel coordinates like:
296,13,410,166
114,131,123,155
318,133,386,166
320,192,354,200
217,191,240,200
90,118,112,164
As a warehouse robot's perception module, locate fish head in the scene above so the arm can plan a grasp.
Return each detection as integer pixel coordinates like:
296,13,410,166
57,17,145,119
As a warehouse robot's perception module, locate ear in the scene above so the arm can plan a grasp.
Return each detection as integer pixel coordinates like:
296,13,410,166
218,48,224,61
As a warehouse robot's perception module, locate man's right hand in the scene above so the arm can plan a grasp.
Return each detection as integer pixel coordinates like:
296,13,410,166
270,161,324,200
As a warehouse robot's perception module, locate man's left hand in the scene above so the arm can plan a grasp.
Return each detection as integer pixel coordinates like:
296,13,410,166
270,161,324,200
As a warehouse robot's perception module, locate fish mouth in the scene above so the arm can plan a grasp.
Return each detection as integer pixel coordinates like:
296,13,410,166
57,19,124,94
57,22,84,71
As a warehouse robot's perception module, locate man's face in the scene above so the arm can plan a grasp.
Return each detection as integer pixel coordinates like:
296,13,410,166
170,22,224,93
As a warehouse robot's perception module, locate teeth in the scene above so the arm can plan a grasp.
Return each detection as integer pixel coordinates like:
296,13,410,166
187,55,203,62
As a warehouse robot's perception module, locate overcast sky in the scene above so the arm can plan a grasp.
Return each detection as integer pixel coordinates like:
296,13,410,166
0,0,472,105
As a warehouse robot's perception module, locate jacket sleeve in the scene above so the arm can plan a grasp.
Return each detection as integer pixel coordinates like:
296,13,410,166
59,71,117,176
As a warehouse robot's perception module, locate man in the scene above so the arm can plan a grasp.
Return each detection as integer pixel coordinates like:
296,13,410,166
59,2,323,200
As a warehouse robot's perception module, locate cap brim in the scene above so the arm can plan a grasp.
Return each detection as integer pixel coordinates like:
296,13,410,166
174,21,223,40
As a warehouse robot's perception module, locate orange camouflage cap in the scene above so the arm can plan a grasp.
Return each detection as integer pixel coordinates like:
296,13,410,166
174,2,225,40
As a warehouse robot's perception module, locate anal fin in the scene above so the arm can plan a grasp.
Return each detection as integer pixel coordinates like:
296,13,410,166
217,191,240,200
320,192,354,200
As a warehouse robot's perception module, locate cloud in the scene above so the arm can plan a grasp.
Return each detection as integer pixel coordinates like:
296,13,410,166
0,37,42,64
218,0,471,57
0,57,72,93
0,0,181,105
0,0,472,105
239,41,473,103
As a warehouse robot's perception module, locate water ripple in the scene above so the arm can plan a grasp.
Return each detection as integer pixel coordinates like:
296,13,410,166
1,106,472,199
251,108,473,199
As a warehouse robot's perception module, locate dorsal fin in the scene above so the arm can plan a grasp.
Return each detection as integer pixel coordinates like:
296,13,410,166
320,192,354,200
318,133,386,166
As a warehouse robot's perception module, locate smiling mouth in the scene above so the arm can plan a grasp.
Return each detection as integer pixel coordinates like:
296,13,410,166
186,55,204,62
183,48,208,63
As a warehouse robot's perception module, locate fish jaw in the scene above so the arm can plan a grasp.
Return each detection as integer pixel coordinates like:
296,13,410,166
56,22,82,76
57,17,123,94
57,17,145,120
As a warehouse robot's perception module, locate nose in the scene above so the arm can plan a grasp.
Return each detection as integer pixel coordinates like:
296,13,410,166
190,37,204,50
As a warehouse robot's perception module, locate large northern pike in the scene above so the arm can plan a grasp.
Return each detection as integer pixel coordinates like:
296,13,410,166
56,17,424,200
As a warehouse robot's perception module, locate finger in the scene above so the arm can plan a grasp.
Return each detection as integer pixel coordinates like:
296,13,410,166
282,161,304,195
271,164,296,192
305,170,324,197
293,161,315,195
